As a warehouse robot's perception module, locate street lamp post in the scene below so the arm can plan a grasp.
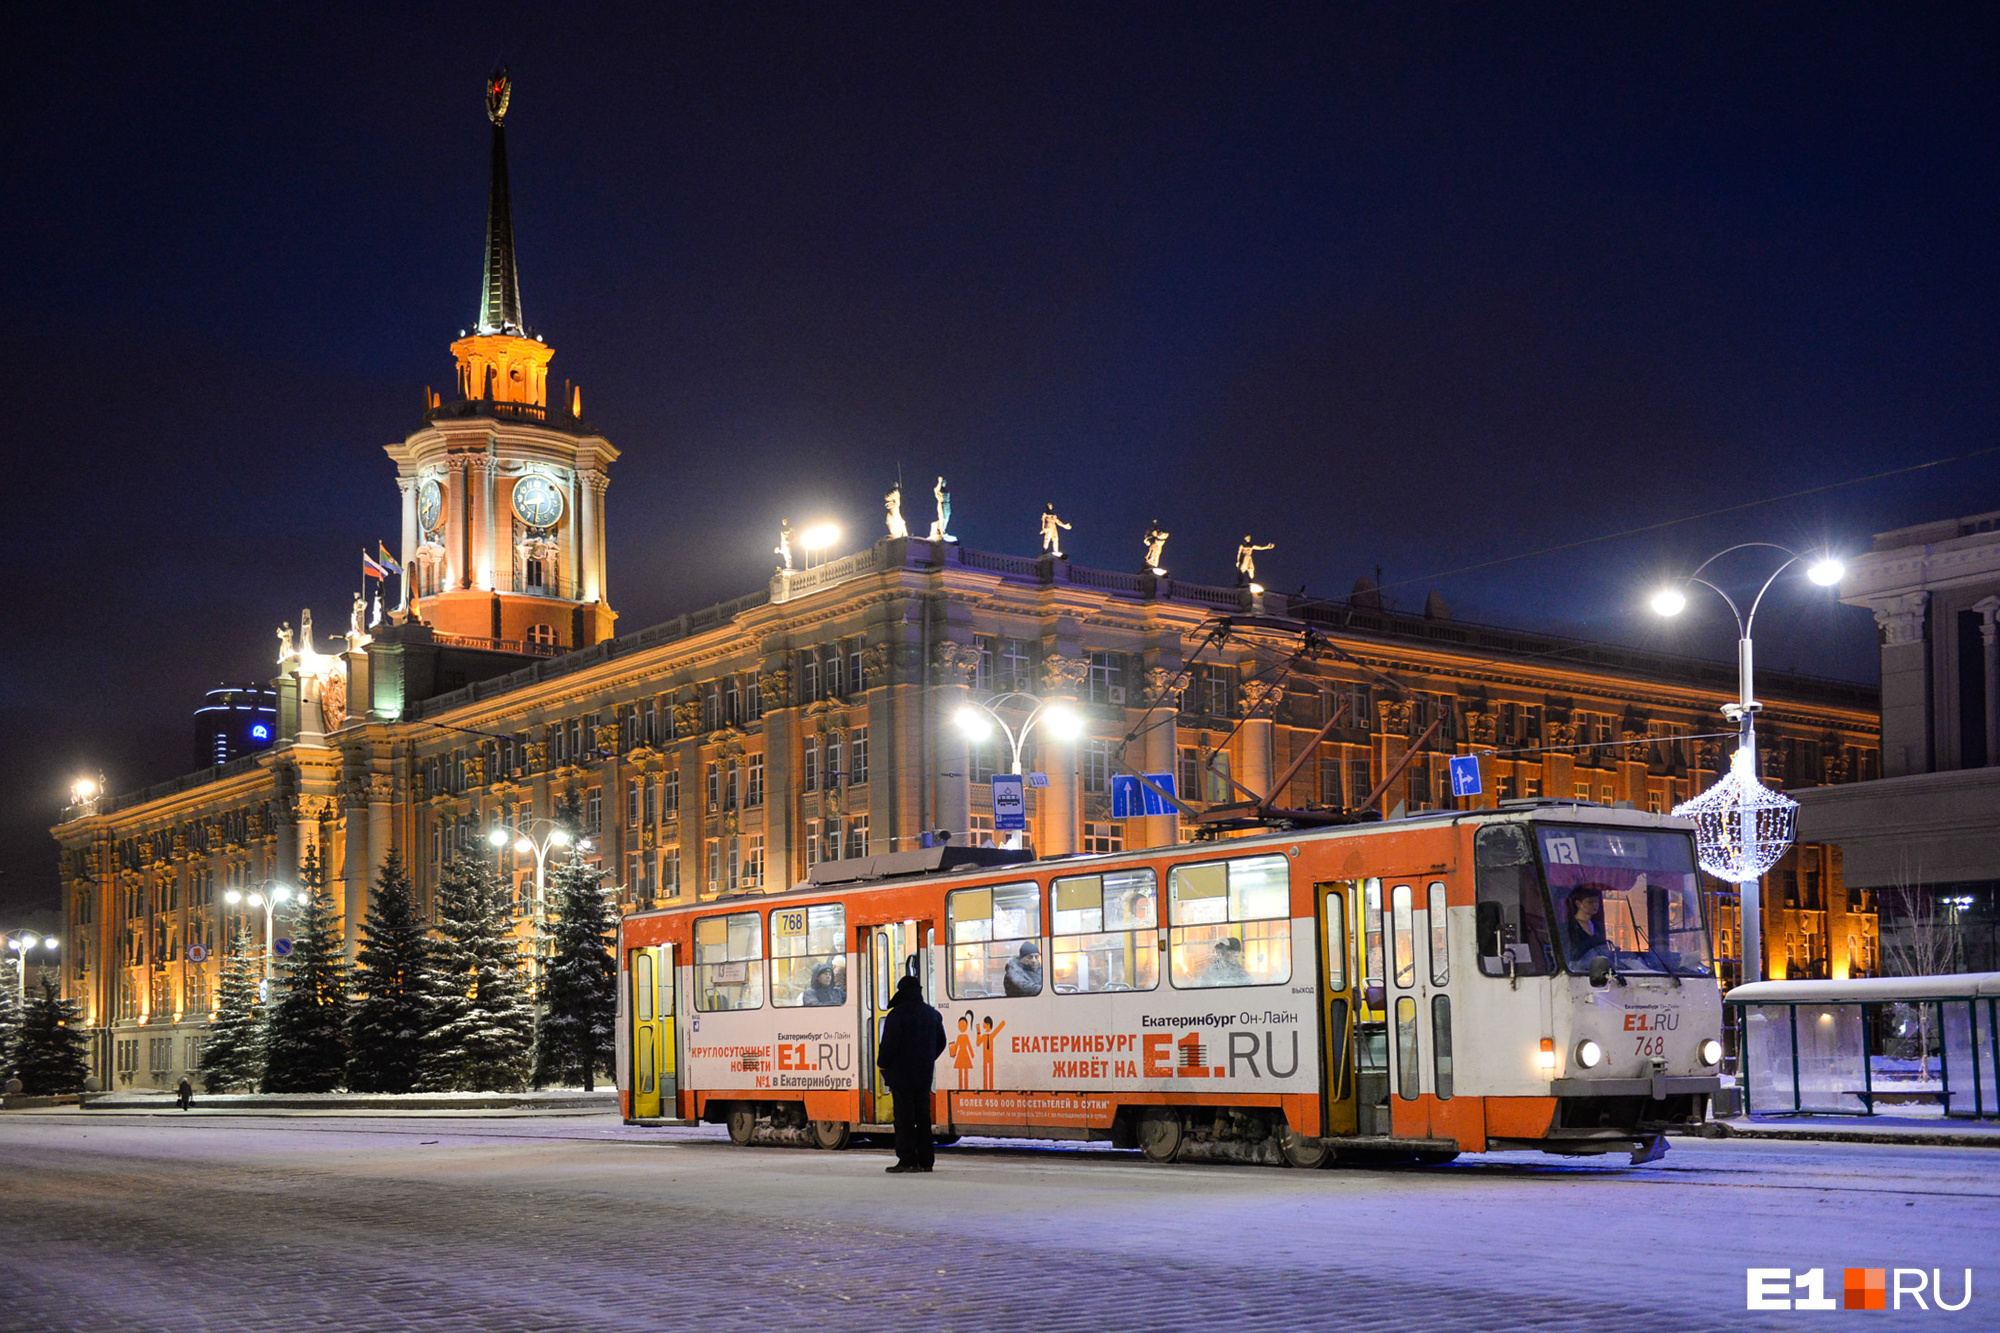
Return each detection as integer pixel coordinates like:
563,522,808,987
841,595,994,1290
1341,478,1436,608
1651,543,1845,985
953,692,1084,849
489,819,593,979
4,932,60,1004
222,886,293,984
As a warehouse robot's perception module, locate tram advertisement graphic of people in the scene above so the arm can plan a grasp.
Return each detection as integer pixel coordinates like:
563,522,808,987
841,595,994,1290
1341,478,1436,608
948,1013,1009,1090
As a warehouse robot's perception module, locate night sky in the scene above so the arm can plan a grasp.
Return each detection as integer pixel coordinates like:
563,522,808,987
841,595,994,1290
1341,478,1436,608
5,5,1997,920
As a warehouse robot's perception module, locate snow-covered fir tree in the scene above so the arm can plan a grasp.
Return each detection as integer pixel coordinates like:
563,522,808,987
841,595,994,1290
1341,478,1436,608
534,848,618,1090
199,929,267,1092
261,852,350,1092
13,975,89,1095
346,848,437,1093
0,956,22,1085
420,851,535,1092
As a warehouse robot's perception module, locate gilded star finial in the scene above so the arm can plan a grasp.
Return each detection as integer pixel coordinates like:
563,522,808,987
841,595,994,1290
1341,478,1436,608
486,66,512,126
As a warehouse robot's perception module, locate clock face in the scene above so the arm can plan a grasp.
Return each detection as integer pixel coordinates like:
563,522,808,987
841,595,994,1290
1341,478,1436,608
417,479,443,530
512,475,564,528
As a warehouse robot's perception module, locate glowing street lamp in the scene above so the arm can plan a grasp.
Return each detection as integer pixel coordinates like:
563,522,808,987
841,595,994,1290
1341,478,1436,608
799,523,841,570
953,692,1083,848
4,932,59,1004
1650,543,1845,984
490,818,592,944
223,885,292,983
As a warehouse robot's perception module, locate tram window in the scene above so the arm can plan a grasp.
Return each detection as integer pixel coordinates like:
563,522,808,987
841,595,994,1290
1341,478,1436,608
1473,825,1552,977
948,881,1043,999
635,953,655,1021
1051,868,1158,994
1321,886,1347,992
1427,882,1449,986
693,911,764,1011
1168,854,1292,989
1363,879,1385,996
1395,996,1420,1100
1431,994,1453,1099
769,903,847,1007
1391,885,1415,988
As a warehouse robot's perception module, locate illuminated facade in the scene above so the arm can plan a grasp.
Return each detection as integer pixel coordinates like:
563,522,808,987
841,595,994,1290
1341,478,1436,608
50,79,1881,1090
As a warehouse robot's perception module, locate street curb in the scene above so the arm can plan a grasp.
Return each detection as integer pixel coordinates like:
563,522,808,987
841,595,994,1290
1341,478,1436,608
1694,1122,2000,1149
69,1091,618,1114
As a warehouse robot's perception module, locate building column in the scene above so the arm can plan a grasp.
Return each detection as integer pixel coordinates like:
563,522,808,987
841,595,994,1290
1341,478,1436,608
397,478,418,613
578,471,602,603
340,799,369,957
1976,596,2000,767
478,453,498,590
1870,592,1930,776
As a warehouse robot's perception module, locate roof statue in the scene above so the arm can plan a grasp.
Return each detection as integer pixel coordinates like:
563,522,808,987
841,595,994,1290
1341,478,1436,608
276,622,295,663
1235,536,1274,584
1142,522,1170,576
885,483,909,539
1040,504,1072,559
299,607,316,657
927,476,954,542
775,519,795,572
476,67,526,338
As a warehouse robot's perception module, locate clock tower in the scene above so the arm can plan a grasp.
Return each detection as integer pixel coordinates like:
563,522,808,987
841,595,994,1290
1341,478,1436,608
385,69,618,653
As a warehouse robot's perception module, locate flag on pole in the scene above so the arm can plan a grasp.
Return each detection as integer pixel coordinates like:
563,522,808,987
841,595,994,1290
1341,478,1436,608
362,550,389,580
376,542,403,575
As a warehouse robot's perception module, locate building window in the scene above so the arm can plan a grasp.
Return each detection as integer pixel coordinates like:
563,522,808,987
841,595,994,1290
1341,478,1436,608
706,763,721,813
849,727,868,784
846,817,869,860
703,684,722,732
747,754,765,807
969,740,996,785
1085,652,1125,705
528,624,557,647
971,637,995,692
1574,783,1591,800
1350,759,1373,808
661,769,679,816
1084,739,1116,795
803,742,819,793
629,783,643,829
660,850,679,898
1082,822,1123,854
849,643,865,695
743,835,765,889
826,735,843,787
999,639,1033,693
586,788,602,833
1179,747,1202,803
724,676,742,724
968,813,996,847
804,819,822,868
803,656,821,702
1600,785,1615,803
1319,755,1343,808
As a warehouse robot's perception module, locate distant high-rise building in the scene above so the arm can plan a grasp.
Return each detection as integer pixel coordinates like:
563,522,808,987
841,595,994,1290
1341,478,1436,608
194,685,278,768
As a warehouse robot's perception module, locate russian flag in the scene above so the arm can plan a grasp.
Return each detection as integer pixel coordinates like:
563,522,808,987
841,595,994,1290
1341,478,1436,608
362,550,389,580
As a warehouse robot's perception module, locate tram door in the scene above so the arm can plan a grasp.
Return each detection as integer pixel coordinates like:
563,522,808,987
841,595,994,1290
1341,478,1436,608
629,945,676,1119
1317,883,1359,1137
1355,879,1392,1136
860,920,922,1125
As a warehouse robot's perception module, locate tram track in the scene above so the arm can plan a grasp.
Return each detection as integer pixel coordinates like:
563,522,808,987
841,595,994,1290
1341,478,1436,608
14,1111,1998,1200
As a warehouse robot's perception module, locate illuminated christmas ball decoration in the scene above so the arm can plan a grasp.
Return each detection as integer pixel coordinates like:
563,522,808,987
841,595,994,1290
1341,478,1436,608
1670,750,1797,882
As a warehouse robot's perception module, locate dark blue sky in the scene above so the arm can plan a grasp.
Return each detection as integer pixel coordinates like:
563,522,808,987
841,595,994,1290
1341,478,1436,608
5,5,1997,917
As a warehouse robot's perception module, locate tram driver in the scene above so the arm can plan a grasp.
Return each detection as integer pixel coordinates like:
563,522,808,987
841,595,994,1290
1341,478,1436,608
1561,883,1613,964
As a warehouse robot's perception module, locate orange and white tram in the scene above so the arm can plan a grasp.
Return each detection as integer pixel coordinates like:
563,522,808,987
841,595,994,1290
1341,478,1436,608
615,802,1724,1166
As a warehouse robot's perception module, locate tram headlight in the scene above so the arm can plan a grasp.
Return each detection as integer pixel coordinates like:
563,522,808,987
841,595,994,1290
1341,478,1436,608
1575,1040,1603,1070
1537,1038,1557,1071
1698,1037,1723,1067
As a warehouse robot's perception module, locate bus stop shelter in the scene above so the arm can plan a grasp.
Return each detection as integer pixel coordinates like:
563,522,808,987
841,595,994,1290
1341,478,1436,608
1724,973,2000,1117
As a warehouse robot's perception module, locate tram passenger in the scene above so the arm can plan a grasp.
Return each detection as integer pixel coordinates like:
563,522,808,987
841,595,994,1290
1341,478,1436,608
1003,940,1043,996
1562,884,1612,964
877,975,949,1174
803,962,846,1006
1200,935,1254,986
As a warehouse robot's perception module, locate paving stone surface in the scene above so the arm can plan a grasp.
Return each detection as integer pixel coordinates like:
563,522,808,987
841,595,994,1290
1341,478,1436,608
1,1114,1992,1331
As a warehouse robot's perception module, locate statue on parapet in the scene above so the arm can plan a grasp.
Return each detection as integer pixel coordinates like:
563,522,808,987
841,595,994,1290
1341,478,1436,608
775,518,795,572
348,592,369,647
1040,504,1072,559
277,622,295,663
299,608,316,656
1235,536,1274,585
927,476,955,542
1142,522,1170,576
885,483,909,539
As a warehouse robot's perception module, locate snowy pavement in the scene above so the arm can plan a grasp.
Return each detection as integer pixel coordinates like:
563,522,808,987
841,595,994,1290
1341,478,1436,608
1,1113,1993,1331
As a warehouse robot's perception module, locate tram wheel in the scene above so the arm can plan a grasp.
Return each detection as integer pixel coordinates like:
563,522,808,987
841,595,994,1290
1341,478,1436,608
726,1104,758,1146
1137,1109,1183,1163
1279,1126,1333,1169
810,1119,851,1151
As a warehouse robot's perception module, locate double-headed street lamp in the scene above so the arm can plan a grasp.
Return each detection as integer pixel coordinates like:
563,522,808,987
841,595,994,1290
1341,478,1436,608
223,885,292,983
4,932,59,1003
1649,543,1845,985
954,692,1084,849
489,819,593,927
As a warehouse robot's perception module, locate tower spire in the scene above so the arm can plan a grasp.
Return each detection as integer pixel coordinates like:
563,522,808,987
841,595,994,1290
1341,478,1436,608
476,67,525,337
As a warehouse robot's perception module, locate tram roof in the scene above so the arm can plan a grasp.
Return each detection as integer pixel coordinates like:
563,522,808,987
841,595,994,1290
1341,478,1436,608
1726,973,2000,1004
622,799,1692,921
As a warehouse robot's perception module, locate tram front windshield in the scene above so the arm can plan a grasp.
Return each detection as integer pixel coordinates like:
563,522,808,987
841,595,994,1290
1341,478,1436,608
1537,826,1712,977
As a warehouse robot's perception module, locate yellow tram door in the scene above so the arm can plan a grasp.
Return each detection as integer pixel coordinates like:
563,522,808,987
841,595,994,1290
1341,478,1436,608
1317,883,1359,1137
1353,878,1392,1136
629,945,674,1119
860,920,920,1125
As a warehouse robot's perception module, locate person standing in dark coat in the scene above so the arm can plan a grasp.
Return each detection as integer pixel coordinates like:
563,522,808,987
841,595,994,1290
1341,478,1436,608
875,974,948,1173
175,1076,194,1111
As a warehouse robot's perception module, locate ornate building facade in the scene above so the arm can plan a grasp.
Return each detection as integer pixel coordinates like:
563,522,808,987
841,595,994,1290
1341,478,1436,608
50,79,1882,1090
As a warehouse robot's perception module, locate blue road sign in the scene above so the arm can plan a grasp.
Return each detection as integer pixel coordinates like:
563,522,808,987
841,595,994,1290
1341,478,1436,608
1449,754,1483,798
991,774,1027,831
272,938,294,957
1113,773,1180,818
